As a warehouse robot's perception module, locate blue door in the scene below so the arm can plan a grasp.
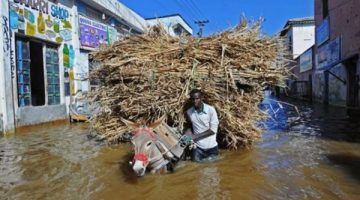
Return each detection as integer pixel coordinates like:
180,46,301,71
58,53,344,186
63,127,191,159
16,39,31,107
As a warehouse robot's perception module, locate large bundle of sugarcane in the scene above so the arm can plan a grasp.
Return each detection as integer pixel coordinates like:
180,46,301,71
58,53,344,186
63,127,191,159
88,21,289,149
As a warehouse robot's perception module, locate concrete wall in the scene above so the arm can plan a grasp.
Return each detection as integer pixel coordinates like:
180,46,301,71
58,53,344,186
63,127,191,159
16,105,67,126
0,0,16,133
328,64,347,106
313,71,325,102
312,64,348,106
84,0,147,33
292,24,315,59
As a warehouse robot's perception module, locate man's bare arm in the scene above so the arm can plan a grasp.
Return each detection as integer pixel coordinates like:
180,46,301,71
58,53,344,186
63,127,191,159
192,129,215,142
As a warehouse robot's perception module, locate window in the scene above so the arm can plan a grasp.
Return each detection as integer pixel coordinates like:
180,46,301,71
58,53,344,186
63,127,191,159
322,0,329,19
288,35,293,52
86,7,102,21
46,46,61,105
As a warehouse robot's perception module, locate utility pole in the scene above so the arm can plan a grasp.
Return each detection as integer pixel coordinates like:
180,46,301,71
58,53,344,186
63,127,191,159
195,20,209,37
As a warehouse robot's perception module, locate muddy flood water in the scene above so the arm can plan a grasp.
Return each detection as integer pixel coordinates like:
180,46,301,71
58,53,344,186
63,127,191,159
1,100,360,200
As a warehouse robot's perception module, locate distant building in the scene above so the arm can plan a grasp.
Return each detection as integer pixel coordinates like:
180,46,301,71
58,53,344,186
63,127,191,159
146,14,193,36
313,0,360,109
280,17,315,100
280,17,315,59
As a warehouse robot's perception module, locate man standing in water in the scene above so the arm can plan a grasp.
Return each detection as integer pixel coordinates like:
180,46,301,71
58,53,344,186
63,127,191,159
183,89,219,162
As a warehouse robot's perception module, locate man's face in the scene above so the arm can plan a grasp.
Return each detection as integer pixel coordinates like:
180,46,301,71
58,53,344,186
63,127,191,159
191,92,202,109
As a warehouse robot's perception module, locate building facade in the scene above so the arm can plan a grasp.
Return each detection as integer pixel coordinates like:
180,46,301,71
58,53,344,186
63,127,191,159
0,0,147,133
280,17,315,99
313,0,360,108
146,14,192,36
280,17,315,59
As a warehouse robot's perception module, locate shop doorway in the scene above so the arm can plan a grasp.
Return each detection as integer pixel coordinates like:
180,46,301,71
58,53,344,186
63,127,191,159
16,37,54,107
29,41,45,106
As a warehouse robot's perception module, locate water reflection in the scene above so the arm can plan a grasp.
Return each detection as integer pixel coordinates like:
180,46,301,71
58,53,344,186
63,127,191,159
197,165,229,200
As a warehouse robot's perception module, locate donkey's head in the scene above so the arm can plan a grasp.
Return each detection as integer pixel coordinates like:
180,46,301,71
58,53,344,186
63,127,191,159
121,116,166,176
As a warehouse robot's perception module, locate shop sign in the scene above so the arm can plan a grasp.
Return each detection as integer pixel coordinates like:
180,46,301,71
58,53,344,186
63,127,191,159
300,48,313,73
9,0,72,43
316,17,329,47
13,0,69,20
79,15,109,49
316,37,341,70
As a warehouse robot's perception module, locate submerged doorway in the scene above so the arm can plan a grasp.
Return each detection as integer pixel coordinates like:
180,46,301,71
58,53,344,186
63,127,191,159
29,41,45,106
346,60,359,108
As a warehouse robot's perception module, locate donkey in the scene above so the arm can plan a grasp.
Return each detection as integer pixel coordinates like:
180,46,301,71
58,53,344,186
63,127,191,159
121,116,185,176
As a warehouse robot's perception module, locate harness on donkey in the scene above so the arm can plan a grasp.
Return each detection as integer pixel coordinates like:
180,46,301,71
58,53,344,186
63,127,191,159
121,116,193,176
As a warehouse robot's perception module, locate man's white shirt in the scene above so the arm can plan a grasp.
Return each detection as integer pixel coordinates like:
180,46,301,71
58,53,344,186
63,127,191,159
186,103,219,149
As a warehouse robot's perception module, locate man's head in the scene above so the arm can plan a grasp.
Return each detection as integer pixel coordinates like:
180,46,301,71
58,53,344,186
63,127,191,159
190,89,203,109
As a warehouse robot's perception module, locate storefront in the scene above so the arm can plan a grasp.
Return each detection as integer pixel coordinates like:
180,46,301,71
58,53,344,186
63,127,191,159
74,15,119,93
5,0,75,126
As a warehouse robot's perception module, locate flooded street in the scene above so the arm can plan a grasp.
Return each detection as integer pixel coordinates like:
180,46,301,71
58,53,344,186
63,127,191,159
1,101,360,200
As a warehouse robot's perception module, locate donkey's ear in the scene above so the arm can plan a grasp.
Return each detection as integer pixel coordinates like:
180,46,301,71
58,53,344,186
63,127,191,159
148,115,166,129
120,117,140,129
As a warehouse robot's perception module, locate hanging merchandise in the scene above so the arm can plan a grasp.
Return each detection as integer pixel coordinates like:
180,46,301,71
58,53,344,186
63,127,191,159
26,22,36,36
53,19,60,33
45,15,53,28
37,11,45,34
62,20,72,29
46,30,56,39
18,9,25,32
24,8,35,24
69,70,75,95
69,45,75,68
63,44,70,68
10,9,19,29
56,37,64,43
60,29,72,41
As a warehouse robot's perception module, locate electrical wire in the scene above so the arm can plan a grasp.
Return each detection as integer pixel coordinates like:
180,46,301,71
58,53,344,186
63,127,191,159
173,0,198,20
187,0,222,34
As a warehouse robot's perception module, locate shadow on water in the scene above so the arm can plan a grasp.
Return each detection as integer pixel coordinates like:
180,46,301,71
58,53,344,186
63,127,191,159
290,101,360,143
326,153,360,182
262,95,360,143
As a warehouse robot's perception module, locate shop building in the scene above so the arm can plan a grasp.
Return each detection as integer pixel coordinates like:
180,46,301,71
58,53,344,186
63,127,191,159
0,0,147,133
313,0,360,109
280,17,315,99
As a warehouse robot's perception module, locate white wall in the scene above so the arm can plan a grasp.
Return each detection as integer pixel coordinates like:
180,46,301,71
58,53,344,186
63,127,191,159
89,0,147,32
292,24,315,59
0,0,15,133
147,16,192,36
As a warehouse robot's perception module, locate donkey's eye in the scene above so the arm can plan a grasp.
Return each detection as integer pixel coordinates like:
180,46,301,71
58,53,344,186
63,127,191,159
147,141,152,146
